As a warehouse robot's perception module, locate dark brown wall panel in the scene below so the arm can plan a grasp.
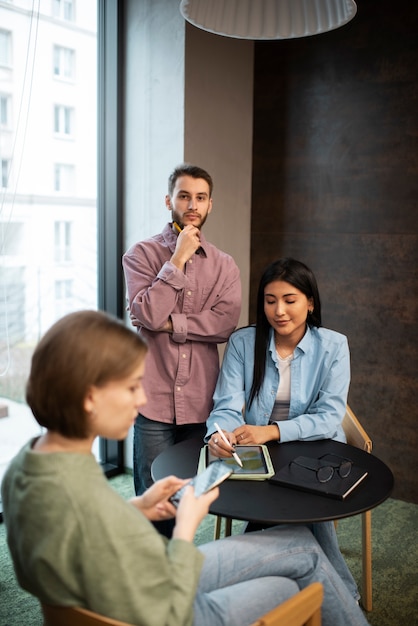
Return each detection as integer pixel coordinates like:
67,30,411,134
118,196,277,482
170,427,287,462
251,0,418,502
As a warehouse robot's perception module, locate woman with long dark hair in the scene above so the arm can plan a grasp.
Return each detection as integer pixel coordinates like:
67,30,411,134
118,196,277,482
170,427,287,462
206,258,359,602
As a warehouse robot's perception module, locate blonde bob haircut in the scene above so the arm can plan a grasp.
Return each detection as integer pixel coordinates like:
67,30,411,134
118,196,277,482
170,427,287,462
26,310,148,439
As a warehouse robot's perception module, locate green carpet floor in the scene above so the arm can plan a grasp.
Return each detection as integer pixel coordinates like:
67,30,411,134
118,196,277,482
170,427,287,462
1,473,417,625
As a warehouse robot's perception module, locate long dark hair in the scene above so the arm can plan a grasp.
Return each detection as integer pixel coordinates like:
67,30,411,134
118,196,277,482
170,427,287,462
248,258,322,409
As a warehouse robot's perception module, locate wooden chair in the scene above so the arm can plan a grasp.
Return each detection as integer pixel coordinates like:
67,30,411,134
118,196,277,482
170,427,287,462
41,583,324,626
41,584,323,626
41,602,134,626
214,405,374,611
340,404,373,612
250,582,323,626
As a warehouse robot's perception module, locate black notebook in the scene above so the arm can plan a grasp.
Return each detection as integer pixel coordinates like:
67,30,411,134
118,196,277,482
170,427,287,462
269,454,369,500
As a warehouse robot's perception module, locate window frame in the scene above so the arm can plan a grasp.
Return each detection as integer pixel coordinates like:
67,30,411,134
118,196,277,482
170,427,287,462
97,0,125,476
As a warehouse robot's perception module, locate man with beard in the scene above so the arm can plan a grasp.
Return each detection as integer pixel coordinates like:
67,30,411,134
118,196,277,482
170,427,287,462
123,164,241,535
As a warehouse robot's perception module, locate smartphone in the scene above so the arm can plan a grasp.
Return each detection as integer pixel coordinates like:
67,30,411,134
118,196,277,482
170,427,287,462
169,461,233,507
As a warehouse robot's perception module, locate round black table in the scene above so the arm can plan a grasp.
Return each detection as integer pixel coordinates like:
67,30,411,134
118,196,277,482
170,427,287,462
151,438,394,523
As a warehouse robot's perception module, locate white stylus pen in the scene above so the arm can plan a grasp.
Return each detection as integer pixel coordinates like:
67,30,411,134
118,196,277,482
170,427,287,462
214,422,243,467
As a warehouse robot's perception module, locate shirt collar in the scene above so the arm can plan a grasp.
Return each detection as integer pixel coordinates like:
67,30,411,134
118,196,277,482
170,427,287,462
268,325,313,357
297,325,313,354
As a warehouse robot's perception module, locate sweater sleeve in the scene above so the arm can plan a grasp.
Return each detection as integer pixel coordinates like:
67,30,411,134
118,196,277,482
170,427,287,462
74,481,205,626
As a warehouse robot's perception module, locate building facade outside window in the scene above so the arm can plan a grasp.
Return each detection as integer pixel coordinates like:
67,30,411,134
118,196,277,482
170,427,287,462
0,1,98,513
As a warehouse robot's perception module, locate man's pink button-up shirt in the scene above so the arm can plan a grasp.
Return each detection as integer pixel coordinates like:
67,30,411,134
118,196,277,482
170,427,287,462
123,224,241,425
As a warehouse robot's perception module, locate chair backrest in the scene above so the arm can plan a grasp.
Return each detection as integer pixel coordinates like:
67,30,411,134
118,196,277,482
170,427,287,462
250,582,323,626
41,603,134,626
342,405,372,453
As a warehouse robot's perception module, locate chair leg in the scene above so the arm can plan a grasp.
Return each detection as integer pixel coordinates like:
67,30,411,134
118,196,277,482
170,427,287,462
214,516,222,540
214,516,233,540
361,510,373,611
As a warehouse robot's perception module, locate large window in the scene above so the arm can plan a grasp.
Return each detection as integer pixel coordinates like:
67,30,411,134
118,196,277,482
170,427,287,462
0,1,101,515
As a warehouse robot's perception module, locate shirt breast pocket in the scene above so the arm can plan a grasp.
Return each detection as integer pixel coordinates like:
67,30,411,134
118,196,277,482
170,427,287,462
200,285,219,310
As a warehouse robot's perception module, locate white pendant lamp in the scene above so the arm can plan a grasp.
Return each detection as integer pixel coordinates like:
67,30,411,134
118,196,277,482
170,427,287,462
179,0,357,40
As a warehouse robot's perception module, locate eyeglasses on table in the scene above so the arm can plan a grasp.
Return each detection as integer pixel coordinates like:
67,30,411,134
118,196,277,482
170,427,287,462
289,453,353,483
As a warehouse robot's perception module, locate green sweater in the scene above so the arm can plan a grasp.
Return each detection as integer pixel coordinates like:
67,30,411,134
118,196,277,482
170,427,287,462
1,440,204,625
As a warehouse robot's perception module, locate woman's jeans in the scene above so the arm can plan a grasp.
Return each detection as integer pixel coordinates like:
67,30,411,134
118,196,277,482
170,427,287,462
194,525,369,626
245,520,359,601
309,520,360,601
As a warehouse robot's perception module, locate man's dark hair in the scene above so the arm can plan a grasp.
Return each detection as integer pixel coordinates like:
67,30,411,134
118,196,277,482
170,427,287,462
168,163,213,197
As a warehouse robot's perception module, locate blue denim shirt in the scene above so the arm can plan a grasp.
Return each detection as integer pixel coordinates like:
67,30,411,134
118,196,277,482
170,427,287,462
206,325,349,443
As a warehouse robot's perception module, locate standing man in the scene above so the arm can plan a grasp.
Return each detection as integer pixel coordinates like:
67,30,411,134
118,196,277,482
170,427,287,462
123,163,241,516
